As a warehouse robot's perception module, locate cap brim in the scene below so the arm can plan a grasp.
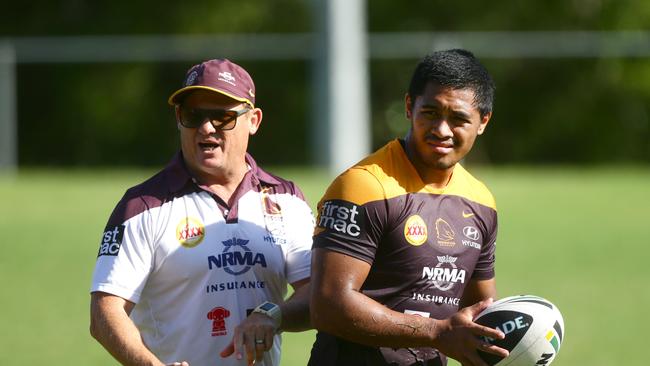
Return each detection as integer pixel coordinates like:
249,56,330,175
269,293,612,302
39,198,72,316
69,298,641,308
167,86,254,107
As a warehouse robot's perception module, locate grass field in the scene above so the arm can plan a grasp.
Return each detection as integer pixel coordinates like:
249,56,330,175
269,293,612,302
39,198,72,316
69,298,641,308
0,166,648,365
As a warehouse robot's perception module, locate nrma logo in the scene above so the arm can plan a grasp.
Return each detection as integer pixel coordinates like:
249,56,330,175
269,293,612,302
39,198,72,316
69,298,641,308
208,237,267,275
422,256,466,291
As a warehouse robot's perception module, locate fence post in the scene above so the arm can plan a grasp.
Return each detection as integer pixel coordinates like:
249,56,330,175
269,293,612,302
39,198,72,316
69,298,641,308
0,41,17,174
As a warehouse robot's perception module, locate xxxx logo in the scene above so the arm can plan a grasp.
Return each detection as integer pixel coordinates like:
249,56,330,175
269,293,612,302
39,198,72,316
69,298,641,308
176,217,205,248
404,215,428,246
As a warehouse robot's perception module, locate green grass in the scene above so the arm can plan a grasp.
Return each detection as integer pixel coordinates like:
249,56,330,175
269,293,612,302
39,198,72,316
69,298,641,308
0,166,648,365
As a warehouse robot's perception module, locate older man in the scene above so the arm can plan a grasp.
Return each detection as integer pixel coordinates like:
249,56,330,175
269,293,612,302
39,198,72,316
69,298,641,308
90,59,313,366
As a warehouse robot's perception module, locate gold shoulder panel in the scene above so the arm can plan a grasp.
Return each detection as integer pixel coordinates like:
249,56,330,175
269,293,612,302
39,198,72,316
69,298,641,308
443,164,497,210
319,140,420,206
318,167,386,206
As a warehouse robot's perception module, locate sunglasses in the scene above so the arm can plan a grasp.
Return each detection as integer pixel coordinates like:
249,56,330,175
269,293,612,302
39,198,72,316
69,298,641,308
177,106,250,130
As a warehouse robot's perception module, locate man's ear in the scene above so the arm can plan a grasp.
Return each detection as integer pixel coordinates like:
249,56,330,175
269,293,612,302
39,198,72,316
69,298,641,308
477,111,492,135
248,108,263,135
175,106,182,130
405,93,413,120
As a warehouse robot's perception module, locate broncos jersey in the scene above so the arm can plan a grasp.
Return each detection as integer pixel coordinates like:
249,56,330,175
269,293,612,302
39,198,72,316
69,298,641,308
309,139,498,366
91,152,313,366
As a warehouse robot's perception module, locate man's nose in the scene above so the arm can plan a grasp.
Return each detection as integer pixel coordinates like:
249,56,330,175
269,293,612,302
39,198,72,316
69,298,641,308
430,118,453,139
197,119,218,135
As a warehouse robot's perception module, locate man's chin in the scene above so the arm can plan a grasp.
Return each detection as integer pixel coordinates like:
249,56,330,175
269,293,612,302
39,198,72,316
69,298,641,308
426,157,457,171
193,157,223,171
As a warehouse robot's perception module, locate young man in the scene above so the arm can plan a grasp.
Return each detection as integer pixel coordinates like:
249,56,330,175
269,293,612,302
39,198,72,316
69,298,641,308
90,59,314,366
309,49,509,366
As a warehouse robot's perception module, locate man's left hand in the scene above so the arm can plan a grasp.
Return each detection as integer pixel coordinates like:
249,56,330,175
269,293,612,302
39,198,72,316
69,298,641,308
220,313,277,365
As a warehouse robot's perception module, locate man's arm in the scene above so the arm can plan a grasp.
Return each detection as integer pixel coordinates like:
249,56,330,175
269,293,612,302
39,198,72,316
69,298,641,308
310,249,509,366
90,291,186,366
278,277,311,331
220,278,311,365
459,278,497,309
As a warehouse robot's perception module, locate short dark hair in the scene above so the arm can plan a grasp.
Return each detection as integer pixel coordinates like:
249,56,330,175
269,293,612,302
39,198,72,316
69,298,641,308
408,49,495,117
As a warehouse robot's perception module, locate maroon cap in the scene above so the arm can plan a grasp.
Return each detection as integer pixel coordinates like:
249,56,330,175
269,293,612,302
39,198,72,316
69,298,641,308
168,59,256,107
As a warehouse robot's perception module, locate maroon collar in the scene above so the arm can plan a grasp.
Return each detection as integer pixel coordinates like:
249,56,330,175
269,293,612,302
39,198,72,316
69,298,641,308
163,151,281,194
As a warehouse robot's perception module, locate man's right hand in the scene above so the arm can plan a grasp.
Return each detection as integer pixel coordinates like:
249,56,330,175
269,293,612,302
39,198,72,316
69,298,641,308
432,298,509,366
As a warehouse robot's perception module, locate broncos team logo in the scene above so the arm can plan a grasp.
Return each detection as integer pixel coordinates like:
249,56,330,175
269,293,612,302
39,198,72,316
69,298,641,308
435,218,456,247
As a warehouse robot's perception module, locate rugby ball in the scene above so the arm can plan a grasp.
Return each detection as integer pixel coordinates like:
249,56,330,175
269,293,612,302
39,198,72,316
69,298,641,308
474,295,564,366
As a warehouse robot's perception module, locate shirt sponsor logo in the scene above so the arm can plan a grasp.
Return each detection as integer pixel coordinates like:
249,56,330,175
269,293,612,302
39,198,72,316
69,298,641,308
404,215,428,246
176,217,205,248
410,293,461,306
206,280,265,293
462,240,481,250
435,218,456,247
422,255,466,291
317,200,362,237
463,226,480,241
462,210,475,218
264,235,287,245
207,306,231,337
208,237,267,275
462,225,482,249
97,225,125,257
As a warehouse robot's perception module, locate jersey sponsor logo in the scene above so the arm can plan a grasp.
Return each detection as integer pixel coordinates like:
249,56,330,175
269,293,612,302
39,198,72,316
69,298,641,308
462,210,475,218
207,306,231,336
317,200,362,237
208,237,267,275
176,217,205,248
462,225,482,250
410,292,461,306
422,255,466,291
206,280,265,293
435,218,456,247
264,235,287,245
462,240,481,250
404,215,428,246
97,225,125,257
463,226,480,241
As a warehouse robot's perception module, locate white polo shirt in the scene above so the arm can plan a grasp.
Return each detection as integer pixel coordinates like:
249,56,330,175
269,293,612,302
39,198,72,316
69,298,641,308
91,153,314,366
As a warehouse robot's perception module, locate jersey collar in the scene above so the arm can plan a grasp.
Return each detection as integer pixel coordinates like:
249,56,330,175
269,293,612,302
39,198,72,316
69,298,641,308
163,151,282,194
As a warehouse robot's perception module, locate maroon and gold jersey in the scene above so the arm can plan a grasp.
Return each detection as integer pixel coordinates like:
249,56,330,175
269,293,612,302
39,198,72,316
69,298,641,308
309,139,497,366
